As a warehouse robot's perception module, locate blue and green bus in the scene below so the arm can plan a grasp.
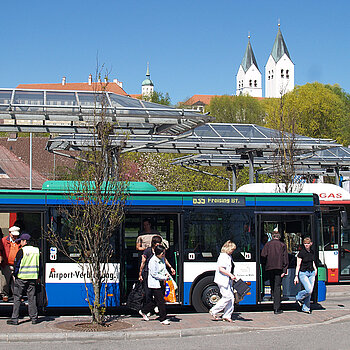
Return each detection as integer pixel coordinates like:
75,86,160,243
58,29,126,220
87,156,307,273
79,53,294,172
0,181,327,312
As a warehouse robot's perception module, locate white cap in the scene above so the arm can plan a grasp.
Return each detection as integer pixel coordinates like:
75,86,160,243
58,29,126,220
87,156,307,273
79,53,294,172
273,227,279,233
9,226,20,235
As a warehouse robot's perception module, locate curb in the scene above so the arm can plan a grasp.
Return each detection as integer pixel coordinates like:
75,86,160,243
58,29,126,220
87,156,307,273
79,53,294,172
3,325,247,343
2,313,350,343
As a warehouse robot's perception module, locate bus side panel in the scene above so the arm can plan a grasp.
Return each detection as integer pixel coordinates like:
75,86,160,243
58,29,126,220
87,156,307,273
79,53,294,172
45,283,120,307
323,251,339,282
183,262,256,306
45,263,120,307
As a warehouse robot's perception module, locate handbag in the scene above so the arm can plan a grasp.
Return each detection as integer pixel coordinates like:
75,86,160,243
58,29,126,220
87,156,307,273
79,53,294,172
36,282,48,309
126,281,145,311
232,278,251,300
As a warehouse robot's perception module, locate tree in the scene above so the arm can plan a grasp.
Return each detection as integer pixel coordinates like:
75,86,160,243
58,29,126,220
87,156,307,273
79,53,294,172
48,69,128,325
140,91,171,106
270,92,300,193
207,95,265,125
264,82,347,144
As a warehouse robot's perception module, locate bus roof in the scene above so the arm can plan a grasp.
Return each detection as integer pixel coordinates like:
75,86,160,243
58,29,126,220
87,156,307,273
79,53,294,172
237,183,350,204
42,181,157,193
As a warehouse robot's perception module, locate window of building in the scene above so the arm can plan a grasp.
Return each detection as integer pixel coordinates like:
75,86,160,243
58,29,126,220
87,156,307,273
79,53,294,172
286,70,289,79
249,80,252,87
281,69,284,78
254,80,257,87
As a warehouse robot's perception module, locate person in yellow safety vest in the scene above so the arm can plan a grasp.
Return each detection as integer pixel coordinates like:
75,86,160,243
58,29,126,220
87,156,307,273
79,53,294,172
7,233,40,325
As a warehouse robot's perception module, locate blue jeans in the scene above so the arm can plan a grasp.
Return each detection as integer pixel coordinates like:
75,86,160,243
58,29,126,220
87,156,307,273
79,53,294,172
296,270,316,312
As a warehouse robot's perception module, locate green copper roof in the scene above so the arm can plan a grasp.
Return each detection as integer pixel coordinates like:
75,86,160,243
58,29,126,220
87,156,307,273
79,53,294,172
241,39,259,73
142,78,154,86
271,27,291,62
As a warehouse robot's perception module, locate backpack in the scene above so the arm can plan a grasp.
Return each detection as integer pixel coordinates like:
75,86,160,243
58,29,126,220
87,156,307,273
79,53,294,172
126,281,145,311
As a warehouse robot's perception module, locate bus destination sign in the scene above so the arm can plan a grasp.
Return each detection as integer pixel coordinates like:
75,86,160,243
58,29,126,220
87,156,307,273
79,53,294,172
193,196,245,206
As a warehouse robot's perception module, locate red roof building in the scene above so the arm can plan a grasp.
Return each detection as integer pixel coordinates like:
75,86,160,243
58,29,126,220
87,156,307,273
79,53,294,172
17,75,128,96
0,145,48,189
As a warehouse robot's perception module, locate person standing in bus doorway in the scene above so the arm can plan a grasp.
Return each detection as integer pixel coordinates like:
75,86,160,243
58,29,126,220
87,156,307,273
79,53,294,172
294,237,317,314
261,229,288,314
139,245,171,325
136,218,160,252
209,240,237,323
0,226,21,302
7,233,40,325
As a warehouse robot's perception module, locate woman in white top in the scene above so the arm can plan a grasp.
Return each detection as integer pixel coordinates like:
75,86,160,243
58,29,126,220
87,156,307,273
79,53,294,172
209,240,237,323
139,245,171,325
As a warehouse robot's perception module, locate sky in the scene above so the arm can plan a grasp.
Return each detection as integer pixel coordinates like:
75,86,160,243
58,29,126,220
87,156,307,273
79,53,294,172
1,0,350,104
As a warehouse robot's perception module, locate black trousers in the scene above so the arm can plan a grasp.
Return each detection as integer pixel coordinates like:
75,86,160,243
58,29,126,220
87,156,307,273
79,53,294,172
11,278,38,321
269,269,282,311
142,271,153,305
141,287,166,322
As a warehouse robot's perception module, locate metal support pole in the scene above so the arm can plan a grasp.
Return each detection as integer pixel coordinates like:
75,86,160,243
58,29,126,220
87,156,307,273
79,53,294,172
255,171,259,184
232,166,237,191
248,152,254,184
335,167,340,186
29,133,32,190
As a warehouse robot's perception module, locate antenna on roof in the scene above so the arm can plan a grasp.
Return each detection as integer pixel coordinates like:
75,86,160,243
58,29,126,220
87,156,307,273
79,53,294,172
248,31,250,40
278,19,281,28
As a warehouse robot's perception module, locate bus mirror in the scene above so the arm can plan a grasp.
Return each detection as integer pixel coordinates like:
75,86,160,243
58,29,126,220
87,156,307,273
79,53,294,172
340,211,348,228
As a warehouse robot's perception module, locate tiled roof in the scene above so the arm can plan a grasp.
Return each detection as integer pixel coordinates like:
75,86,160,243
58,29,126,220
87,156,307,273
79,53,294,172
0,137,75,181
183,95,219,106
0,145,48,189
129,94,142,99
16,82,128,96
183,95,265,106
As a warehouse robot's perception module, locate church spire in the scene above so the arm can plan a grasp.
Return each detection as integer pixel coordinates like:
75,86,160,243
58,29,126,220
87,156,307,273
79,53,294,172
240,34,260,73
271,23,291,62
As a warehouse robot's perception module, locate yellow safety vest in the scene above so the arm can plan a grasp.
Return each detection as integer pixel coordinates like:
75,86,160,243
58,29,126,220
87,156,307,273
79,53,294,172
17,246,40,280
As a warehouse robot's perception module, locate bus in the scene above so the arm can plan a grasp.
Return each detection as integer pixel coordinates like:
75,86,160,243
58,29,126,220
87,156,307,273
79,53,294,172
238,182,350,283
0,181,327,312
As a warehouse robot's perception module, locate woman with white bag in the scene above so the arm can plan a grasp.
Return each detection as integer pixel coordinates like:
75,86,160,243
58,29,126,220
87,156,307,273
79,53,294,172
209,240,237,323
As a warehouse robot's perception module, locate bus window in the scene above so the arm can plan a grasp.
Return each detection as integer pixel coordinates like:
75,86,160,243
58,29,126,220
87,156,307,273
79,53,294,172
322,214,339,251
48,208,120,263
184,208,255,262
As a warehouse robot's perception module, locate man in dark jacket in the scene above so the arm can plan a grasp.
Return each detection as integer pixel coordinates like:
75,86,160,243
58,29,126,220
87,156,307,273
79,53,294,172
261,229,288,314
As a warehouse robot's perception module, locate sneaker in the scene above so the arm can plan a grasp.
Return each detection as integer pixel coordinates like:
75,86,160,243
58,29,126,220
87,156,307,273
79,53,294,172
2,296,8,302
31,318,39,324
161,319,170,325
138,310,149,321
302,308,311,314
154,306,159,314
7,319,18,325
146,312,152,317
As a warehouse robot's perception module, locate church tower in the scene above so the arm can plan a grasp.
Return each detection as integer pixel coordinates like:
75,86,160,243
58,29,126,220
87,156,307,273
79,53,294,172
236,35,262,97
265,24,294,98
142,63,154,97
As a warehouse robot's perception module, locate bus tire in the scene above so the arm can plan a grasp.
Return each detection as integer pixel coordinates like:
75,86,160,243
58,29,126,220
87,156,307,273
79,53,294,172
192,276,221,313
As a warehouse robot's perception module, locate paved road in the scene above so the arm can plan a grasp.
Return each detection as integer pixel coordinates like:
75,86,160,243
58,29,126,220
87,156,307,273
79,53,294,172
0,283,348,345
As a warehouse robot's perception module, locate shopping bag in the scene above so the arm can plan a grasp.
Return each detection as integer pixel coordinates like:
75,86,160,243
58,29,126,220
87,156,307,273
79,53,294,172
232,279,251,300
164,279,177,303
126,281,145,310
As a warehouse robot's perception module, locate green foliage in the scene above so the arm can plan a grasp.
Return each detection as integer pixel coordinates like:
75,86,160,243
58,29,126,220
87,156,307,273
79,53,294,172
264,82,347,144
140,91,171,105
207,95,265,125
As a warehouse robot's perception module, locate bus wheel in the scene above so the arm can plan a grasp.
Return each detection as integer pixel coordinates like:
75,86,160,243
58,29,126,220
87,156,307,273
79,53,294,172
192,276,221,312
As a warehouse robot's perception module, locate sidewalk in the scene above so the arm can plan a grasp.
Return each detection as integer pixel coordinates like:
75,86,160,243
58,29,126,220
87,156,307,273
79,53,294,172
0,284,348,342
